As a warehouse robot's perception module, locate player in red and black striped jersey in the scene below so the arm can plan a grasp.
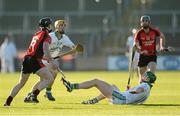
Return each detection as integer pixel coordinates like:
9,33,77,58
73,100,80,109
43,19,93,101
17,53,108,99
4,17,58,106
134,15,165,82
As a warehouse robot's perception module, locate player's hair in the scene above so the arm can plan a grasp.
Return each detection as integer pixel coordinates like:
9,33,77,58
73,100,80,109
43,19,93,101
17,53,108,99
54,20,66,28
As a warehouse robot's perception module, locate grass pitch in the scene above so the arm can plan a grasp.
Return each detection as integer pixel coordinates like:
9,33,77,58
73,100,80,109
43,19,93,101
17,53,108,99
0,71,180,116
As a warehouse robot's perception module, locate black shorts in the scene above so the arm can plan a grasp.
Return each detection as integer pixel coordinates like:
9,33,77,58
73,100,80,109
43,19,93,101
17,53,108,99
138,54,157,67
21,56,45,74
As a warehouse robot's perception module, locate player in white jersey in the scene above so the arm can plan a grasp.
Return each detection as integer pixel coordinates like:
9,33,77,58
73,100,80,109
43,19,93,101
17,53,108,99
44,20,76,101
62,71,156,104
24,19,76,101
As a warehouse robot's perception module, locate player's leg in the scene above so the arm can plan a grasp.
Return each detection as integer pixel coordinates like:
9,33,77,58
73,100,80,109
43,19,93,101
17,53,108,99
44,70,57,101
82,94,106,104
137,54,149,83
24,69,57,101
42,60,58,101
24,77,44,102
138,66,147,82
63,78,114,99
82,84,121,104
148,62,156,73
147,55,157,74
24,67,54,103
28,67,54,103
4,72,30,106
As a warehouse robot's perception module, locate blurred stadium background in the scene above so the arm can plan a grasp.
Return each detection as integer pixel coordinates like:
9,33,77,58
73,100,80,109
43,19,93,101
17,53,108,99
0,0,180,71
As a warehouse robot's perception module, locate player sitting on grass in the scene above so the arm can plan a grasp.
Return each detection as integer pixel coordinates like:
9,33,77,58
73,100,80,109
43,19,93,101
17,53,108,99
62,71,156,104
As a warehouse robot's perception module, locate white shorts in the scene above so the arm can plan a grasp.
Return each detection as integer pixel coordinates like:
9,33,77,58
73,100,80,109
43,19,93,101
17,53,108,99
110,90,126,104
42,59,59,73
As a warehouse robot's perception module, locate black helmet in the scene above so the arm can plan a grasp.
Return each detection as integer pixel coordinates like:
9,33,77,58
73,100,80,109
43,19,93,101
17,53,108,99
39,17,52,28
140,15,151,22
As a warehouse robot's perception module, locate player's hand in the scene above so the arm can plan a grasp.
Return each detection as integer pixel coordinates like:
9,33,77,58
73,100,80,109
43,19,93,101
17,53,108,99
140,50,148,55
160,46,165,52
126,85,131,90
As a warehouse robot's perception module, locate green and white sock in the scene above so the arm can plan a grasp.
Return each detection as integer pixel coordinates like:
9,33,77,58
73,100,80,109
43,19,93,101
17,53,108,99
46,87,52,93
72,83,79,89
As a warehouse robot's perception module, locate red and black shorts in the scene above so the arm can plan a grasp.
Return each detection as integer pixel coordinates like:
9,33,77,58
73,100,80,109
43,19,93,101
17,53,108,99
138,54,157,67
21,55,45,74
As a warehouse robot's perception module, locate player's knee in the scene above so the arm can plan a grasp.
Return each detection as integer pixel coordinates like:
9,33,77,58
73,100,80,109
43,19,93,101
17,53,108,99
48,75,54,84
52,71,58,79
93,78,100,82
92,78,102,86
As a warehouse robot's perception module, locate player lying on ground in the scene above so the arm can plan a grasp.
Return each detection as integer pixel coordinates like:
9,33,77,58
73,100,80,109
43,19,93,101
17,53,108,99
62,71,156,104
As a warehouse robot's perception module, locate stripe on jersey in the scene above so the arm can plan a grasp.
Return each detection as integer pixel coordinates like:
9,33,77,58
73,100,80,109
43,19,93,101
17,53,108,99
112,90,126,100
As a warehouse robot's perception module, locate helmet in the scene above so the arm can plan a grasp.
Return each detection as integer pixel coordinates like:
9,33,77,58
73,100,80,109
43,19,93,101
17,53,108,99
54,20,66,28
39,17,52,28
140,15,151,22
144,71,156,83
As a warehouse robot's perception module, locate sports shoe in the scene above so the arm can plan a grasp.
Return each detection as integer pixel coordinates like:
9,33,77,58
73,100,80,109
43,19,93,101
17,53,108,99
44,92,55,101
82,98,98,104
24,93,32,103
24,93,39,103
4,103,10,106
61,77,73,92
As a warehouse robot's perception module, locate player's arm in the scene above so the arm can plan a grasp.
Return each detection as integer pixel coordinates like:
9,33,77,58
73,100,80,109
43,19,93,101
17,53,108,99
159,32,165,51
59,35,77,56
134,32,141,53
129,87,144,94
134,40,141,53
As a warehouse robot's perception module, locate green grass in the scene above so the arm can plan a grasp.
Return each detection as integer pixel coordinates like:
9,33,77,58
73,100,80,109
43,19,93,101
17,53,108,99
0,71,180,116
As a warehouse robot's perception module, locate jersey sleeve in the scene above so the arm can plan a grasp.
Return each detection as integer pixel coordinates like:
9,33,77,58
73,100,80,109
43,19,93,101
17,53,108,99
154,28,161,37
62,34,75,48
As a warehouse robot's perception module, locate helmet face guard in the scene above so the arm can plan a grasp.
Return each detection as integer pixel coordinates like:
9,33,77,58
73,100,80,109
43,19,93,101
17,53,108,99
140,15,151,29
144,71,156,83
39,17,52,32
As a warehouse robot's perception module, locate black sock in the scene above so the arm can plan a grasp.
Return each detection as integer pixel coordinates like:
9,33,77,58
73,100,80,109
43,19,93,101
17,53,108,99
5,96,13,105
33,89,40,96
